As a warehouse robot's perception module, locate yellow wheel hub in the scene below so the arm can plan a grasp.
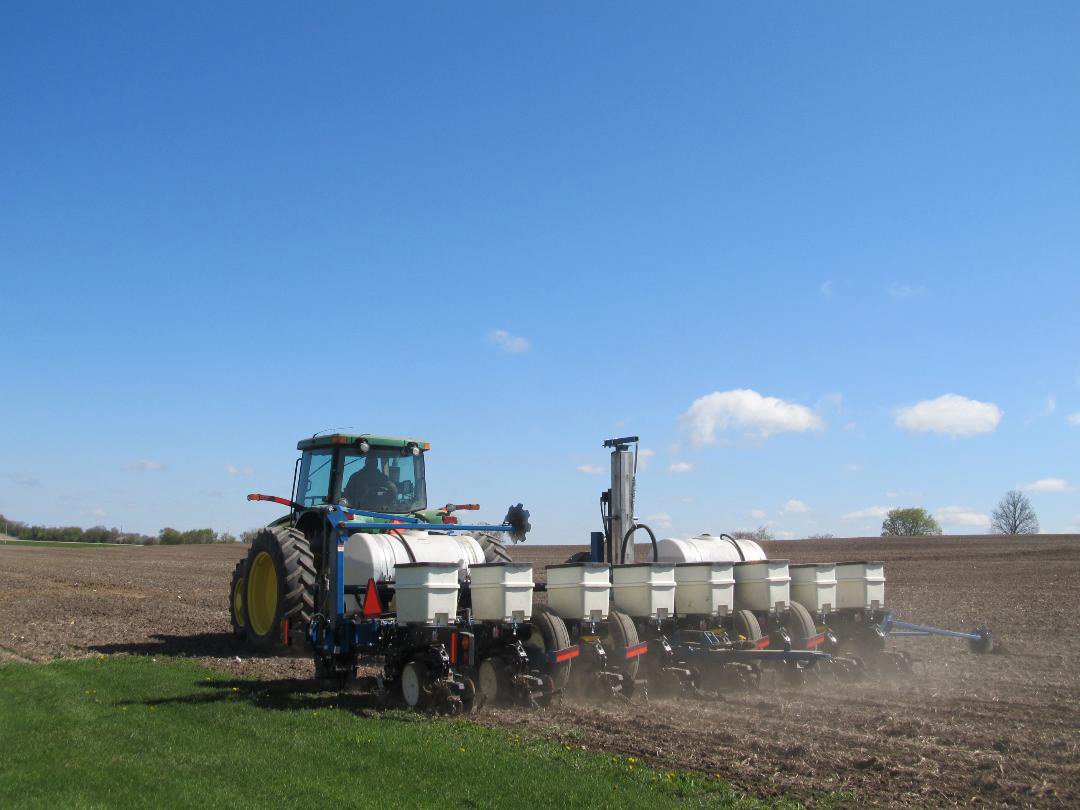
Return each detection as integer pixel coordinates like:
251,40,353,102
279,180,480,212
232,575,247,628
246,551,279,637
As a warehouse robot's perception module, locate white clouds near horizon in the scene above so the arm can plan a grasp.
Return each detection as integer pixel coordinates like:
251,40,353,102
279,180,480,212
895,394,1002,437
679,389,823,445
1023,478,1072,493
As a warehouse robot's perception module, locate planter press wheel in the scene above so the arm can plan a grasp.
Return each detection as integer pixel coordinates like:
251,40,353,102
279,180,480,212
732,609,763,644
601,607,641,681
401,660,432,709
477,657,512,707
523,606,572,691
782,601,818,650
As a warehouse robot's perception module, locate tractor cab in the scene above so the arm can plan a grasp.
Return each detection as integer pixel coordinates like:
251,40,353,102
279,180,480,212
294,434,430,514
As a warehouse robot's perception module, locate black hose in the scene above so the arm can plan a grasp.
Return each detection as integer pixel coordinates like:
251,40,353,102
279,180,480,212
620,523,658,563
719,532,746,561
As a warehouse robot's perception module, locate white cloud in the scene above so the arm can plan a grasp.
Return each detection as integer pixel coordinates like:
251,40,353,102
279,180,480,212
846,463,863,472
8,473,40,487
1068,412,1080,427
1023,478,1072,493
644,512,673,530
842,505,894,520
935,505,990,528
487,329,530,354
669,461,693,474
90,508,107,518
819,280,834,299
576,464,604,475
225,464,255,476
774,530,796,540
894,394,1002,437
637,448,655,471
750,509,766,519
679,388,823,445
127,460,165,471
888,283,924,299
1044,396,1057,415
783,499,810,513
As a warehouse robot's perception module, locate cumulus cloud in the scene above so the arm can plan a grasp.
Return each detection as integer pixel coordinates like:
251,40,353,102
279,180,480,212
1068,412,1080,427
783,499,810,513
637,448,655,471
894,394,1002,437
678,389,823,445
487,329,530,354
1044,396,1057,415
935,505,991,528
669,461,694,474
644,512,673,530
576,464,604,475
225,464,255,476
819,280,834,299
888,283,924,299
1023,478,1072,493
842,505,894,521
750,509,766,519
127,460,165,471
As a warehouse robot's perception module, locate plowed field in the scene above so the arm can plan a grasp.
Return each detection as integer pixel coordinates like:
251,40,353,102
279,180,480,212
2,534,1077,807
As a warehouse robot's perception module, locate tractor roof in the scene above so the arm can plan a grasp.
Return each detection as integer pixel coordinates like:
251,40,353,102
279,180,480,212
296,433,431,451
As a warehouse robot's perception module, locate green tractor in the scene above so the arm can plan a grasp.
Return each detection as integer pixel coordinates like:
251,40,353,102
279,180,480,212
230,433,524,652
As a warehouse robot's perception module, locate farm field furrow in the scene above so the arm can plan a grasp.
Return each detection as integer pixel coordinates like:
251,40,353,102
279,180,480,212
1,535,1078,807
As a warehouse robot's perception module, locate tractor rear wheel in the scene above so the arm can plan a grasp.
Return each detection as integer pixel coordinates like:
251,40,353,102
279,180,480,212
474,532,513,563
782,601,817,649
732,609,763,644
524,605,572,692
244,527,315,649
229,558,248,640
602,608,641,681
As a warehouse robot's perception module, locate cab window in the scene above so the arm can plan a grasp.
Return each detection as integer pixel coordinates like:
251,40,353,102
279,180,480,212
339,448,426,513
295,450,333,506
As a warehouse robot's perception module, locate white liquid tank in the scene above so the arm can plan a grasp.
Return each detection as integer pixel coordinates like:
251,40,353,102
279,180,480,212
343,529,485,611
649,533,768,565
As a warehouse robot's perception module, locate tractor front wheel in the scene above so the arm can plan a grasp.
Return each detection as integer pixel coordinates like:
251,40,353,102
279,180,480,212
244,527,315,649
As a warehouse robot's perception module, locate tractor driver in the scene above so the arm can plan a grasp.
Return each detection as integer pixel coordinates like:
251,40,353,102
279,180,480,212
341,456,398,508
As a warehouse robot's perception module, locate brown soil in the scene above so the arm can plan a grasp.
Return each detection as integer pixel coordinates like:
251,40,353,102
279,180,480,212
2,535,1078,807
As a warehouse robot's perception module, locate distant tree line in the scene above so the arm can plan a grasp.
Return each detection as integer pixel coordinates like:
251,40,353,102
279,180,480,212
880,490,1041,537
0,514,244,545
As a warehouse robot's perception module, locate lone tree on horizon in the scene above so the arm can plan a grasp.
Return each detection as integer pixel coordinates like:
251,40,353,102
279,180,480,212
991,490,1039,535
881,507,942,537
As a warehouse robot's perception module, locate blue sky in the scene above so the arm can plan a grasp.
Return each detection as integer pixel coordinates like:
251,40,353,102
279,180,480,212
2,3,1078,541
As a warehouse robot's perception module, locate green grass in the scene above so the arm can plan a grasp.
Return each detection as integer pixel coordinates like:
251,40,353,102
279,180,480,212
0,539,125,548
0,657,792,809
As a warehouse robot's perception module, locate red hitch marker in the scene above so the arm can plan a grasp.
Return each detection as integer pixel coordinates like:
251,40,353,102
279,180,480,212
624,642,649,659
247,493,303,510
806,633,826,648
755,638,771,649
